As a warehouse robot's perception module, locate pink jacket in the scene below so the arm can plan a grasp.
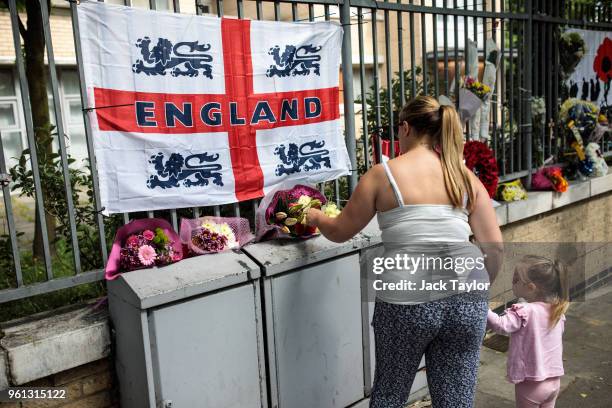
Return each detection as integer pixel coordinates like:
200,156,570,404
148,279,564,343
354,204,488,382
487,302,565,384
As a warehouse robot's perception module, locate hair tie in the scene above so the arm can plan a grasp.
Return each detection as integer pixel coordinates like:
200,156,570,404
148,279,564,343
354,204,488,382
439,105,444,115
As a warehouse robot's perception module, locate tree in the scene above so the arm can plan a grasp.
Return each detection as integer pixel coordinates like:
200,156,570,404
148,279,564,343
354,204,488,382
1,0,57,258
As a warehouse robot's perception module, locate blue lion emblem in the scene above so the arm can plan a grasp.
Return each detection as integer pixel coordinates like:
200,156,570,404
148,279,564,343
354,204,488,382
274,140,331,176
266,44,322,78
132,37,213,78
147,152,223,189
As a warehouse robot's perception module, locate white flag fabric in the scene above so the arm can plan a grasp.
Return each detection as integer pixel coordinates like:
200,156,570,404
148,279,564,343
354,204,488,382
565,29,612,108
77,1,350,214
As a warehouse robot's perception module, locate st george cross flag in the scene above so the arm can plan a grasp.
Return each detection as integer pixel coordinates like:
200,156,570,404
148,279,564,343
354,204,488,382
77,1,350,215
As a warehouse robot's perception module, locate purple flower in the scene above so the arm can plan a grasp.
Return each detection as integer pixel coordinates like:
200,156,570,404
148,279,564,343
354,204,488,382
192,228,228,253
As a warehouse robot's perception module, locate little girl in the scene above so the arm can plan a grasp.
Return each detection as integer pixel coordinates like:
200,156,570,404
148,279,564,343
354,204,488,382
487,255,570,408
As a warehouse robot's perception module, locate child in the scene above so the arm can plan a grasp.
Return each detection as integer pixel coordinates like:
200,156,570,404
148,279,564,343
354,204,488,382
487,255,570,408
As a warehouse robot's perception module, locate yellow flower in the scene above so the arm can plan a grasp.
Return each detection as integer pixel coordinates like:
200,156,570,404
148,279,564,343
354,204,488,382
297,195,312,206
322,203,341,218
201,221,217,232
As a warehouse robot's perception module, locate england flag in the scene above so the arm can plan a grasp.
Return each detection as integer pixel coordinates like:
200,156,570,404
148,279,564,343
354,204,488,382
77,1,351,214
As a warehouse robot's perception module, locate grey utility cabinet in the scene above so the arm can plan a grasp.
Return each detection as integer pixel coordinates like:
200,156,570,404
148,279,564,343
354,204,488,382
107,252,267,408
243,235,370,408
108,219,429,408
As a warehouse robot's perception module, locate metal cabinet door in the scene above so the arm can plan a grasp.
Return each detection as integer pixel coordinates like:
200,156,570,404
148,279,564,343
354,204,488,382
148,282,265,408
267,253,364,408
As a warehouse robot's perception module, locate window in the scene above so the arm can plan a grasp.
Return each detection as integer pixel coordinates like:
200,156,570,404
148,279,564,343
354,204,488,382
0,67,90,171
46,69,88,165
434,0,485,51
128,0,173,10
60,70,88,163
0,69,24,169
352,67,375,103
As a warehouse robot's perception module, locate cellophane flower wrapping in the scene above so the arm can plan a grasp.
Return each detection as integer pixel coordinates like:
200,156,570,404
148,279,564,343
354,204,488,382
255,181,327,241
458,88,484,123
105,218,183,280
180,216,254,255
532,167,569,193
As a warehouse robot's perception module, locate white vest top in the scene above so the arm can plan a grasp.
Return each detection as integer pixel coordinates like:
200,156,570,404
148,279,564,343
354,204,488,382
374,161,488,304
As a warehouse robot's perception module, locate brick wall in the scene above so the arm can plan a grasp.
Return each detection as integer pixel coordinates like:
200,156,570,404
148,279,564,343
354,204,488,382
489,191,612,308
0,8,76,62
3,358,118,408
501,191,612,242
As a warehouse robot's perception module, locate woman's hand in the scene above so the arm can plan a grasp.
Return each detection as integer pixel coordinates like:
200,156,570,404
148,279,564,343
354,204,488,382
303,167,379,243
304,207,324,228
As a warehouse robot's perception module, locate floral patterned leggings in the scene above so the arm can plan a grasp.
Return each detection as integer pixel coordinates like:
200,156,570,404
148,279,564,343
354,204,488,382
370,292,488,408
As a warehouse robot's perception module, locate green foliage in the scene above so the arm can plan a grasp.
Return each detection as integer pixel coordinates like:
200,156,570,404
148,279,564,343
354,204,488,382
1,126,124,321
356,67,435,142
559,31,587,79
8,125,123,272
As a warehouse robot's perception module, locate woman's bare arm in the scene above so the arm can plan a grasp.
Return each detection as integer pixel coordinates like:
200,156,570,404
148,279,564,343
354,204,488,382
468,172,503,283
306,166,381,243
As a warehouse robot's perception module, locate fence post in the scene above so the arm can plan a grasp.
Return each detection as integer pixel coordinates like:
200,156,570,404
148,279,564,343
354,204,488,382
340,0,358,193
525,0,534,187
70,2,108,264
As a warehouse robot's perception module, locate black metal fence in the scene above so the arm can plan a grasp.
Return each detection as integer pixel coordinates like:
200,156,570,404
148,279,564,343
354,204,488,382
0,0,610,305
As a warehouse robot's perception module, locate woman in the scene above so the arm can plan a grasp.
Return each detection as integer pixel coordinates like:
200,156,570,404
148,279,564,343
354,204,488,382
305,96,502,408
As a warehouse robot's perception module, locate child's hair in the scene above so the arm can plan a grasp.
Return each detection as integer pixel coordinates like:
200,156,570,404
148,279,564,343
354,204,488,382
515,255,570,328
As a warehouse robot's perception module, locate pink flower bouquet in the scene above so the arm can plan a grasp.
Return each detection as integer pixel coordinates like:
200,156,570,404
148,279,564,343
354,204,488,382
105,218,183,280
180,216,254,256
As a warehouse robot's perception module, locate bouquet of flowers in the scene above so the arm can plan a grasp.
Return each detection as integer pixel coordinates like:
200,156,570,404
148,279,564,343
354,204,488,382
532,166,569,193
464,76,492,100
458,76,491,123
585,142,609,177
463,140,499,198
180,216,254,255
105,218,183,280
559,98,605,177
496,179,528,202
560,98,599,142
256,183,336,240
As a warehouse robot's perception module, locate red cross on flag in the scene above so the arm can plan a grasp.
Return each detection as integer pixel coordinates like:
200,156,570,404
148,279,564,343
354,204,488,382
77,1,350,215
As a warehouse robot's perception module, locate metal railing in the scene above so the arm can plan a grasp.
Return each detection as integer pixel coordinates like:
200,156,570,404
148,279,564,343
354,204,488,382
0,0,610,304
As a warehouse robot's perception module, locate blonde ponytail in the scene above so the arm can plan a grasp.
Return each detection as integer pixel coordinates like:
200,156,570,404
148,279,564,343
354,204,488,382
439,105,475,211
550,260,570,328
397,96,475,210
517,255,570,328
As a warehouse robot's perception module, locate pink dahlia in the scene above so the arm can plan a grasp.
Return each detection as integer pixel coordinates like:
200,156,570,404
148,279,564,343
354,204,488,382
142,229,155,241
138,245,157,266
